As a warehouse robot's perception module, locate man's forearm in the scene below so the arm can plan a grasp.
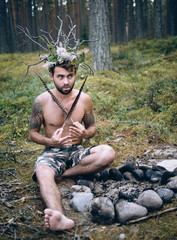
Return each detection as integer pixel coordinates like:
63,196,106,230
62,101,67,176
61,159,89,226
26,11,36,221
84,125,96,139
29,131,51,146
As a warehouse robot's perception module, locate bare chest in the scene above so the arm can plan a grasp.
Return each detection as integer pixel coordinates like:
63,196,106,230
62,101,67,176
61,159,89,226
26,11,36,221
43,99,85,128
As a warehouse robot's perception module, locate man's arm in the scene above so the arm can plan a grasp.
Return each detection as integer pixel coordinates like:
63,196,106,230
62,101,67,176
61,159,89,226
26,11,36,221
29,97,47,145
69,94,96,140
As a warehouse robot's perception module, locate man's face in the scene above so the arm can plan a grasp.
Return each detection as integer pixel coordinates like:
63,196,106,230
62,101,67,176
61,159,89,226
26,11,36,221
50,66,76,95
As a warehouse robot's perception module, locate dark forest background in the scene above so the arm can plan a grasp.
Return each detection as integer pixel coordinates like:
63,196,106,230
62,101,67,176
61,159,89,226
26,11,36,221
0,0,177,53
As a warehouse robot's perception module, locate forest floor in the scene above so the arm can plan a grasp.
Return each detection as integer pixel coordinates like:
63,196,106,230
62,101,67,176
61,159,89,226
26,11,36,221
0,37,177,239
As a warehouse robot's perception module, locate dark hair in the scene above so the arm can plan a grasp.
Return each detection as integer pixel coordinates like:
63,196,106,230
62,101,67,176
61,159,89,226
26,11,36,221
49,61,78,76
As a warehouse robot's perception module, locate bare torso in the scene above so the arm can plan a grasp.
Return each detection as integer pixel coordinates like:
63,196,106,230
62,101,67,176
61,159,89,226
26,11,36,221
39,88,89,144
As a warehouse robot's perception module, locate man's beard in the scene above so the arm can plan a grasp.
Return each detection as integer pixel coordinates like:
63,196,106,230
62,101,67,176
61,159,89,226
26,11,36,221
55,84,74,95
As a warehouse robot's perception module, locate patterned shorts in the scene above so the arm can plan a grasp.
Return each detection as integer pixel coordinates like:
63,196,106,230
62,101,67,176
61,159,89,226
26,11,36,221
32,145,91,182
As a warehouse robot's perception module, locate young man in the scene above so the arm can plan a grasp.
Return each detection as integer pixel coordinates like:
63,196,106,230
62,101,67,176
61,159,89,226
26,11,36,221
29,62,115,231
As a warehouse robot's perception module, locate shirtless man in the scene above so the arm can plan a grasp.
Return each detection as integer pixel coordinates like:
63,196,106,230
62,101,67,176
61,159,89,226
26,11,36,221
29,62,115,231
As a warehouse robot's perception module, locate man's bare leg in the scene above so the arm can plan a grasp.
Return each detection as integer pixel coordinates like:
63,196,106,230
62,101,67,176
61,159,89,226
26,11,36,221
62,145,115,177
36,165,74,231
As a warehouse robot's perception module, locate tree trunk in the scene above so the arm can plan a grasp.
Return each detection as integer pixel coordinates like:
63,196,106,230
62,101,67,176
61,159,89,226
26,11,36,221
27,0,33,52
88,0,95,52
0,0,8,52
89,0,112,71
128,0,135,40
135,0,144,38
33,0,38,51
117,0,127,42
7,0,16,52
167,0,177,36
154,0,163,38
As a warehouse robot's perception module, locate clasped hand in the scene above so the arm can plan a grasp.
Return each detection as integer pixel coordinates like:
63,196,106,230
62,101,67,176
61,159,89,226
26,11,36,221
69,121,87,139
50,122,87,147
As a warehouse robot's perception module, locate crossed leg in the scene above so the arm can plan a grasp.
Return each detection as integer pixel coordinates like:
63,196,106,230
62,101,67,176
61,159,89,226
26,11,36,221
36,144,115,231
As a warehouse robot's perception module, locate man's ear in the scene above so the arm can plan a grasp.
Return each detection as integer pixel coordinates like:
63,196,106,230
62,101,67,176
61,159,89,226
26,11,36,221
49,72,53,80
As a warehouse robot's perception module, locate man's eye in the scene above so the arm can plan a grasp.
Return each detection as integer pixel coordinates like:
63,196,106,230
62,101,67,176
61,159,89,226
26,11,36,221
68,74,73,79
58,75,63,79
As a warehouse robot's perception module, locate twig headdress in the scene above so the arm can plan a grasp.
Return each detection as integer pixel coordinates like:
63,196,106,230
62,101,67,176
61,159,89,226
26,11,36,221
17,16,92,75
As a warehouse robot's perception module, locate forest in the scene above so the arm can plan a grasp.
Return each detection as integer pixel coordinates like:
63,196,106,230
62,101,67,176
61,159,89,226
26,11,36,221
0,0,177,53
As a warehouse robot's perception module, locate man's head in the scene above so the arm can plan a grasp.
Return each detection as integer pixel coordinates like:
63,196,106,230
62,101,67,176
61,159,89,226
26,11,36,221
49,63,77,95
49,61,78,76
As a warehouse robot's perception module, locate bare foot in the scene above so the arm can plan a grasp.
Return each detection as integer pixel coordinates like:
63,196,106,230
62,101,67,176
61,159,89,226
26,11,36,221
44,209,74,231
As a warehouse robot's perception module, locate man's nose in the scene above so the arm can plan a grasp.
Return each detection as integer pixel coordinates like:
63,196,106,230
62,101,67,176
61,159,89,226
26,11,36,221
63,77,69,84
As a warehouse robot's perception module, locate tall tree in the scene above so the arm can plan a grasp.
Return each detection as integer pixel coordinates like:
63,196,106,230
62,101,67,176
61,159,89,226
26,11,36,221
111,0,118,43
27,0,33,51
0,0,8,52
89,0,112,71
128,0,135,41
167,0,177,36
88,0,95,52
135,0,144,38
117,0,127,42
154,0,163,38
7,0,16,52
33,0,39,50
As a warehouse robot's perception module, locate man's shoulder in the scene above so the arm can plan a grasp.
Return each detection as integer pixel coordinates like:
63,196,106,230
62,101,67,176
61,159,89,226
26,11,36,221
32,91,50,107
36,91,50,101
80,91,92,101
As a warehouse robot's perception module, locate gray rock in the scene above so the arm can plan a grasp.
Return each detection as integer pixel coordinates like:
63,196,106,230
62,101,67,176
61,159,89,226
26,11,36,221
109,168,123,181
94,182,104,193
132,169,144,181
70,192,93,212
71,185,91,193
115,200,147,223
156,188,174,203
150,172,161,183
90,197,115,224
157,159,177,172
77,179,94,190
166,176,177,191
137,190,163,210
119,162,136,173
151,147,177,159
123,171,132,180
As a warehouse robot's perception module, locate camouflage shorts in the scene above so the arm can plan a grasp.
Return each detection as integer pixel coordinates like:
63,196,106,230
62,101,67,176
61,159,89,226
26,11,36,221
32,145,91,182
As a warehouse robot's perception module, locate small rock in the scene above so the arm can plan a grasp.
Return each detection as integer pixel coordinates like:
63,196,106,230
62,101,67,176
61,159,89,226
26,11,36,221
156,188,174,203
119,162,136,173
157,159,177,172
123,172,132,180
119,192,134,201
150,172,161,183
138,190,163,210
152,165,166,171
116,233,125,239
109,168,123,181
90,197,115,224
166,176,177,191
115,200,147,223
99,169,110,182
71,185,91,193
77,179,94,190
70,192,93,212
160,171,175,185
132,169,144,181
145,169,154,181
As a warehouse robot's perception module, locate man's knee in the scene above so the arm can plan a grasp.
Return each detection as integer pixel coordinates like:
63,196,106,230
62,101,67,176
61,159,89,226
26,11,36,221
102,145,115,164
36,165,55,182
93,145,115,166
